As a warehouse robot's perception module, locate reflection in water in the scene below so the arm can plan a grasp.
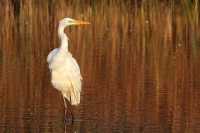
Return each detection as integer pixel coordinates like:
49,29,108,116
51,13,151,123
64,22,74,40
0,0,200,132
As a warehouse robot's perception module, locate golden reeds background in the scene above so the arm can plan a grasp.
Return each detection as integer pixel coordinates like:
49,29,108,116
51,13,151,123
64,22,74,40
0,0,200,132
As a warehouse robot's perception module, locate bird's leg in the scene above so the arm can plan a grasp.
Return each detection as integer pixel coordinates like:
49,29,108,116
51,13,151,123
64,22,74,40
62,92,67,123
70,95,74,124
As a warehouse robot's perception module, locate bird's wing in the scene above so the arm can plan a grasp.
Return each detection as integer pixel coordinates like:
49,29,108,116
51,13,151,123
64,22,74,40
65,52,82,104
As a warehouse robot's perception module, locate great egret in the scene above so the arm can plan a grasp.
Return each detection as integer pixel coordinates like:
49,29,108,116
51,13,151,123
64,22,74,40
47,18,90,120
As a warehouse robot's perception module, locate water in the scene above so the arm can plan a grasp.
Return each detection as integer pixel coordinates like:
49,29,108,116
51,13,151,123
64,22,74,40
0,1,200,132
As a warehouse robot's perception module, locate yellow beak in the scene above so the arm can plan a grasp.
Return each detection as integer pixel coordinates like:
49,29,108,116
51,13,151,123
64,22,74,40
73,20,90,25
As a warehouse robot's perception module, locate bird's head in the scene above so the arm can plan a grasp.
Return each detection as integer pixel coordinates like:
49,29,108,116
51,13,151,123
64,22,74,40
59,18,90,27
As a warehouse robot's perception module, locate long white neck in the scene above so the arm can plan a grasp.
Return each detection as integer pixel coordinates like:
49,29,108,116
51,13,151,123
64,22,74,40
58,25,69,51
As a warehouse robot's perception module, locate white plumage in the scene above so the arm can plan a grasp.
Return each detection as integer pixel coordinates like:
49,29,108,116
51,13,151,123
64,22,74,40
47,18,90,106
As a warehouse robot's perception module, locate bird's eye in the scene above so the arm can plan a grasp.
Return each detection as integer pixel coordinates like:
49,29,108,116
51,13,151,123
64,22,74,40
68,20,72,23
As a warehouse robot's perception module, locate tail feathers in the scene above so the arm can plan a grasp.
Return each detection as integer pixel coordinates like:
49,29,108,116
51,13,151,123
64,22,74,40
63,90,79,105
69,90,79,105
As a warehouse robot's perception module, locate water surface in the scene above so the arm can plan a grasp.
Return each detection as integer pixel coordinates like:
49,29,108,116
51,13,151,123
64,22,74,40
0,1,200,132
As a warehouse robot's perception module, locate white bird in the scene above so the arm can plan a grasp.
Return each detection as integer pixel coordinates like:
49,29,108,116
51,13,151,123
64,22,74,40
47,18,90,119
